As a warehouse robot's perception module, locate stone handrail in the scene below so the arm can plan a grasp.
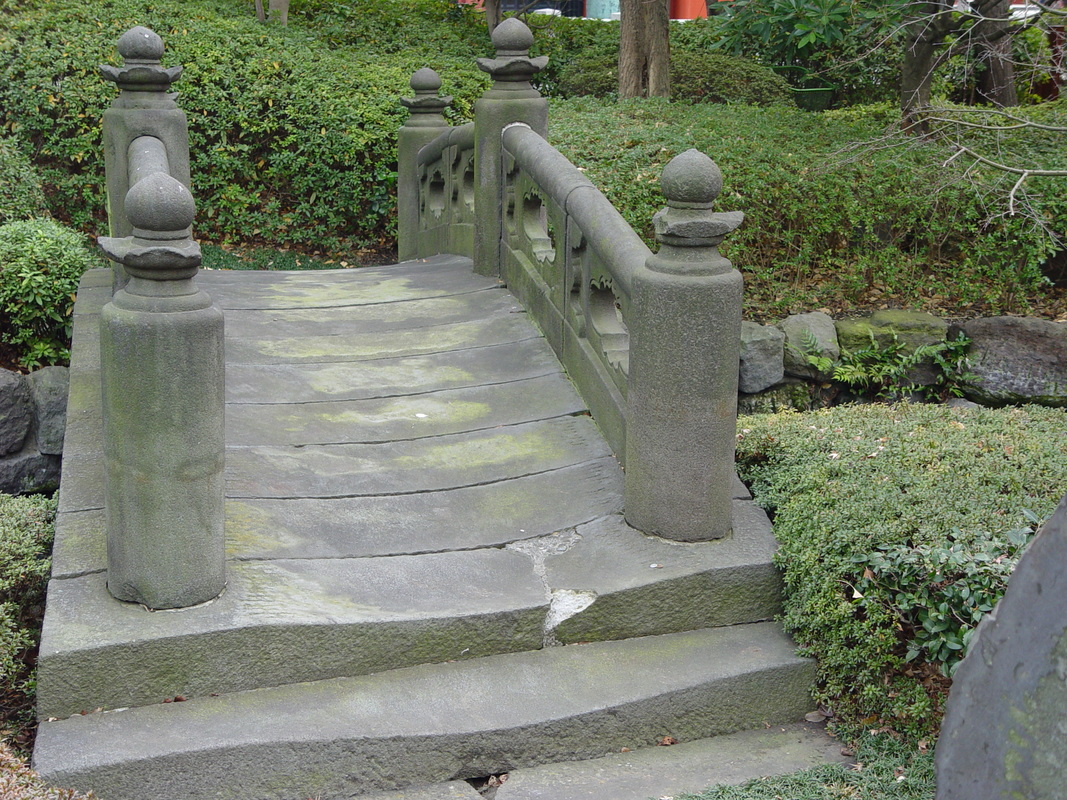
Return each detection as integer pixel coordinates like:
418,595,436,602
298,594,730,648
399,18,746,542
96,27,226,609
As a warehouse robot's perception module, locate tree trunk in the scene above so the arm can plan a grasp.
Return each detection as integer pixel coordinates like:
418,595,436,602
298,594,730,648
647,0,671,97
484,0,503,34
974,0,1018,106
268,0,289,26
254,0,266,23
900,2,955,132
619,0,670,98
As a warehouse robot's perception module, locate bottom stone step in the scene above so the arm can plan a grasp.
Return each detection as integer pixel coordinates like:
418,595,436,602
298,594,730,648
34,623,815,800
355,722,847,800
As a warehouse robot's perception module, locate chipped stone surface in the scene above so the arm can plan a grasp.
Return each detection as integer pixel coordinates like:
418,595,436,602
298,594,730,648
0,368,31,457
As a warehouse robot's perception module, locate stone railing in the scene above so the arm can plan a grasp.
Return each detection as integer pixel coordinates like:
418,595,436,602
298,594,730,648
399,19,745,542
96,28,226,609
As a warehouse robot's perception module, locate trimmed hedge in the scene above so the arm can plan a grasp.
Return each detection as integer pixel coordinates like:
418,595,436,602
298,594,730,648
0,0,490,251
548,97,1066,317
0,218,101,368
736,403,1067,735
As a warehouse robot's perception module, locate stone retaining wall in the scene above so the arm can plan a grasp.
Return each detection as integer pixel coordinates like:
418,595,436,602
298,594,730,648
0,366,66,494
741,310,1066,413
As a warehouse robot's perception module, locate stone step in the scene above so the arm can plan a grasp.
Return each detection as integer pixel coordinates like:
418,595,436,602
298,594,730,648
37,501,780,719
33,623,817,800
315,722,849,800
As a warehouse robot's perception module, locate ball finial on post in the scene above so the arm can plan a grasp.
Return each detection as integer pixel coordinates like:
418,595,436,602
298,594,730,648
624,148,745,542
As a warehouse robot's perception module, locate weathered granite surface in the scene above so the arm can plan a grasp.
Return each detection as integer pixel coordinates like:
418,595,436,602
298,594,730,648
937,493,1067,799
779,312,839,381
956,316,1067,406
739,321,785,394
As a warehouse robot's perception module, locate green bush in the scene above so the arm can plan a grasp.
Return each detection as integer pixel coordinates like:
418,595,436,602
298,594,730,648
671,51,794,107
0,493,55,748
548,97,1065,317
0,138,47,225
0,218,100,368
0,0,489,252
735,403,1067,735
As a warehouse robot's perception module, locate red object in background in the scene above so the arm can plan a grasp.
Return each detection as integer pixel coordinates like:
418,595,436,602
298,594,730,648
670,0,707,18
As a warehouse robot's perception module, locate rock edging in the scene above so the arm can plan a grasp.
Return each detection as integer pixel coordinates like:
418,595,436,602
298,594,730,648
739,310,1067,414
0,366,66,494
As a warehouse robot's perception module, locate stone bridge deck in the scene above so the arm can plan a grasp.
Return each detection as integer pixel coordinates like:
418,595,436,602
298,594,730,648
35,256,821,800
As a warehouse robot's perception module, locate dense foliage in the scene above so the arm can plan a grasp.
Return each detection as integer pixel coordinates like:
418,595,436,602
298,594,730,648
0,0,490,252
0,494,55,749
736,404,1067,736
0,138,47,225
548,97,1066,317
0,218,101,368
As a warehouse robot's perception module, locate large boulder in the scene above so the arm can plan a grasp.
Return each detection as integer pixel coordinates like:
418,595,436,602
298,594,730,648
0,369,31,456
0,450,60,494
835,310,949,386
937,494,1067,798
957,317,1067,406
835,309,947,352
738,321,784,394
778,312,839,381
28,366,69,455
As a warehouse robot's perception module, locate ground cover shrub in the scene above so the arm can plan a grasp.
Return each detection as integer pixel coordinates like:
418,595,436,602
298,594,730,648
0,0,489,252
0,742,94,799
0,138,47,225
670,51,794,107
735,403,1067,736
0,493,55,751
679,729,934,799
548,97,1065,317
0,218,100,369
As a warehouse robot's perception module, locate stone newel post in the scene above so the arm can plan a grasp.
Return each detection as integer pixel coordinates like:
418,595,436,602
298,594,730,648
473,18,548,278
398,68,453,262
98,173,226,609
100,27,191,292
97,29,225,610
624,150,745,542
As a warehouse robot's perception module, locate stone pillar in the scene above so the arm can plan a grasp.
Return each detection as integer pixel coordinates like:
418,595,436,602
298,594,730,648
98,171,226,610
398,68,452,262
473,18,548,278
100,27,191,291
624,150,744,542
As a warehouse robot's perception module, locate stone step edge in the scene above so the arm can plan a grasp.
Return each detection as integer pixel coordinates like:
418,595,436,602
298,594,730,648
37,502,779,720
34,623,817,800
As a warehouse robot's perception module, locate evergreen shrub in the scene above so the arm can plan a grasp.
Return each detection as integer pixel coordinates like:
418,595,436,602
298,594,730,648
0,0,489,251
670,51,794,107
548,97,1066,316
735,403,1067,735
0,218,99,368
0,493,55,745
0,138,47,225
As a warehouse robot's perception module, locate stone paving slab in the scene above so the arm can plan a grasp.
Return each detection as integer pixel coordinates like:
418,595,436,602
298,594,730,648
225,338,563,404
225,416,612,498
196,256,499,309
51,458,626,576
224,312,540,365
226,373,585,446
34,624,816,800
222,289,523,339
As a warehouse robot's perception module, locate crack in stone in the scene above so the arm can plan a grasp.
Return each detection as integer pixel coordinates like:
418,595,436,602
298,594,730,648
506,529,596,647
